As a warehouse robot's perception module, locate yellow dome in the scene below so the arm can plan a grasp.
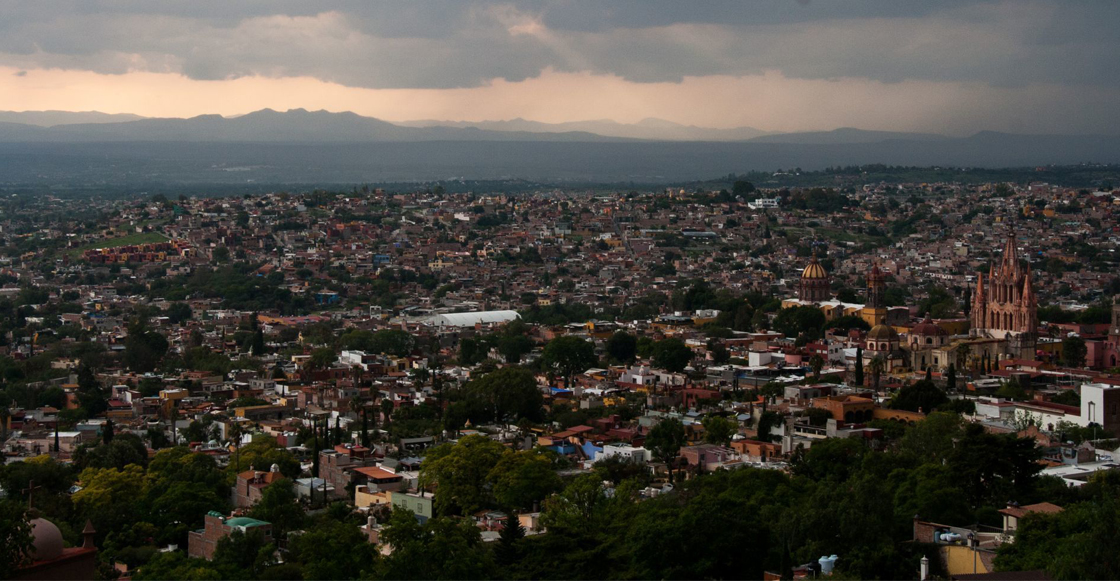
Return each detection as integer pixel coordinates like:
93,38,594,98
867,324,899,341
802,261,828,280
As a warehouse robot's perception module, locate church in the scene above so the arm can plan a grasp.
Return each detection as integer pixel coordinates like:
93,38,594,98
780,255,907,328
969,229,1039,360
780,254,864,321
782,231,1042,376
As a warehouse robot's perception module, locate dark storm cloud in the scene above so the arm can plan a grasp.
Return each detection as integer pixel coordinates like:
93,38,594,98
0,0,1116,90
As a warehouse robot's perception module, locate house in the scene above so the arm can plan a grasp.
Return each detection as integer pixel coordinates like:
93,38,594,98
188,512,272,560
352,465,405,492
730,438,783,462
680,444,737,470
234,467,284,508
389,490,434,523
998,502,1063,535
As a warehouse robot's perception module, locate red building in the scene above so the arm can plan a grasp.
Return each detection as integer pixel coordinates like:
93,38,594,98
188,512,273,561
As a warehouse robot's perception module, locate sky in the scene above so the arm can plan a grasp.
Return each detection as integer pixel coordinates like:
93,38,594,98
1,0,1118,135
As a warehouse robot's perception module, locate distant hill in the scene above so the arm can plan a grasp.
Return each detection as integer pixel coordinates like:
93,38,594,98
0,110,145,126
748,127,949,144
0,108,627,143
399,117,771,141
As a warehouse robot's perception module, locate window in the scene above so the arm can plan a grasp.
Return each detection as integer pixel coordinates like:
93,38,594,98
1089,401,1096,423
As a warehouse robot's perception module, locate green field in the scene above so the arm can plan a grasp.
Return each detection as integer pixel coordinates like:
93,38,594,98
68,231,170,257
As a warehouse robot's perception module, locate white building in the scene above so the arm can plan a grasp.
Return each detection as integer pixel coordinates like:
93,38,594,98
595,444,651,464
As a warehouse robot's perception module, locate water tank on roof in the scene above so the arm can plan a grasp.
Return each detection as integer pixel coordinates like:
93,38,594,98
819,555,838,575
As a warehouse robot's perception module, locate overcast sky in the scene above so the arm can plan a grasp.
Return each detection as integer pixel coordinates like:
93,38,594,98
1,1,1117,134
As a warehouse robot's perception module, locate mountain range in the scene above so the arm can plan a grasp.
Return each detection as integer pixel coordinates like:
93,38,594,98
0,109,1118,184
0,108,625,143
0,109,953,144
398,117,773,141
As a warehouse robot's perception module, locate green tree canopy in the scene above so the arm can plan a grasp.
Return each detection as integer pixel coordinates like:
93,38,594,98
889,379,950,413
605,331,637,364
651,338,694,373
541,336,597,383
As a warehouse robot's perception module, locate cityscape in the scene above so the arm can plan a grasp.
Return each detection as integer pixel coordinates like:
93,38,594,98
2,2,1120,581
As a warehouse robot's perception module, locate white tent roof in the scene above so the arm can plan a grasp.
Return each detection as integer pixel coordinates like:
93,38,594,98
426,310,520,327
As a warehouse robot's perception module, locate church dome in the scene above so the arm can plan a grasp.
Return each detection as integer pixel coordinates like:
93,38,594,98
911,315,947,337
802,260,828,280
867,324,899,341
29,517,64,561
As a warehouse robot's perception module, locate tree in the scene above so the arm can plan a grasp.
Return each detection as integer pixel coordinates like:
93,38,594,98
287,518,379,580
495,511,525,567
646,418,686,483
756,410,782,442
606,331,637,364
541,336,597,385
792,436,869,482
133,552,221,580
868,355,885,391
307,347,336,372
890,380,949,413
809,354,824,381
123,318,169,373
75,432,148,471
458,337,485,366
948,423,1042,508
249,479,305,538
102,418,115,444
732,180,756,197
994,473,1120,579
827,315,870,333
419,435,509,515
378,509,494,580
0,500,32,575
854,347,864,386
497,334,533,364
539,473,608,532
1061,336,1087,368
461,366,544,424
996,377,1029,401
227,435,300,479
702,415,737,446
370,329,415,357
899,412,964,464
165,302,193,325
72,464,146,540
772,306,826,340
249,327,265,357
212,528,274,579
148,480,227,543
489,450,563,512
946,363,957,392
651,338,694,373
